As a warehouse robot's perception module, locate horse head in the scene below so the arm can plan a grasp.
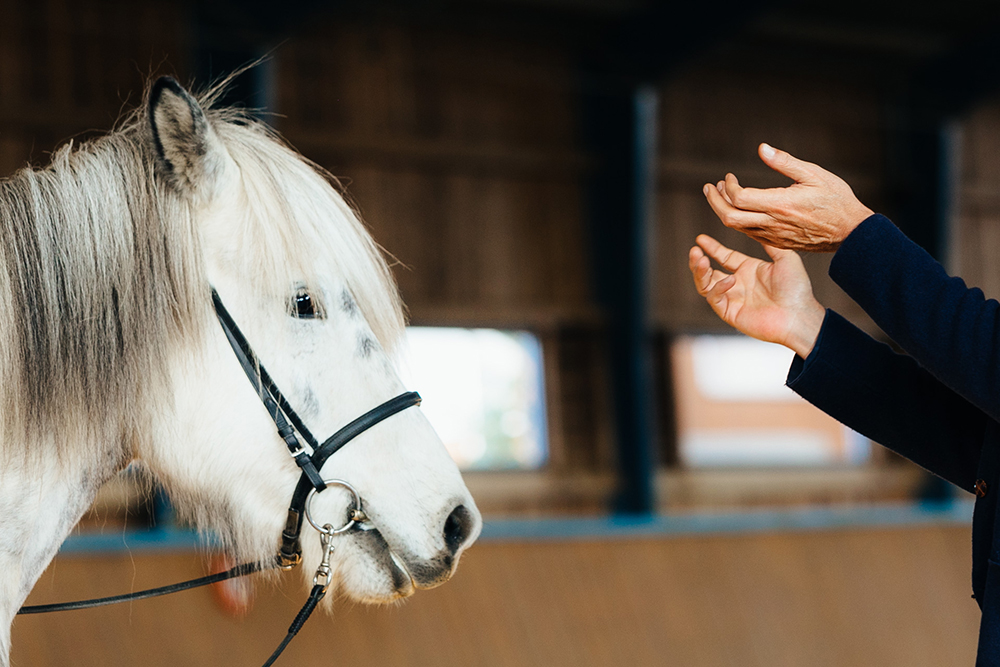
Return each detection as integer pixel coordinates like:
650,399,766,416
140,77,481,603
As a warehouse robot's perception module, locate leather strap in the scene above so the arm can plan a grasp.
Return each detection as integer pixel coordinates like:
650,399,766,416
211,288,421,566
19,560,322,667
211,290,326,491
18,560,271,614
279,390,422,565
261,584,327,667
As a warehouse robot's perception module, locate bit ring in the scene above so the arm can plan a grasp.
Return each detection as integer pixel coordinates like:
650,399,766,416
304,479,364,535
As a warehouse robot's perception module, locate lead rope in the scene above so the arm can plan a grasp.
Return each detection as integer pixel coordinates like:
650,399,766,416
262,585,327,667
262,527,336,667
17,560,272,614
19,541,333,667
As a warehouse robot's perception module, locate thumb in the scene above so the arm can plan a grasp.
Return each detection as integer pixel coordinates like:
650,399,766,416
759,143,816,184
761,242,795,262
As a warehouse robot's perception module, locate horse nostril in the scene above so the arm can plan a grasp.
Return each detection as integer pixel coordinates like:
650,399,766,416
443,505,473,555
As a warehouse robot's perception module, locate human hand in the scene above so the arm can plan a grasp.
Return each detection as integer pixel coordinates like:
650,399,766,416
702,144,874,252
688,234,826,358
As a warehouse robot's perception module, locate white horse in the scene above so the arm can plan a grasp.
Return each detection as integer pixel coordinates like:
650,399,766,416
0,76,481,664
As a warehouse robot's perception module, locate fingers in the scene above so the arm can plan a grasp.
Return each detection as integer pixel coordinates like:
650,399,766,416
695,233,752,272
716,180,733,205
688,245,712,294
705,274,736,306
704,183,773,230
722,173,786,213
690,243,736,312
758,143,818,184
689,244,735,297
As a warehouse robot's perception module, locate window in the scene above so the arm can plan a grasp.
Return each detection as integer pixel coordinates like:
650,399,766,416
672,335,871,467
401,327,548,471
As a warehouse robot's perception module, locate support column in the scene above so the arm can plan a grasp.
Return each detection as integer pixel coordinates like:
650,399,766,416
583,84,659,515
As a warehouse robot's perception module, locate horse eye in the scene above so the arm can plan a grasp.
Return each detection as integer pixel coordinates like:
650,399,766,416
292,290,323,319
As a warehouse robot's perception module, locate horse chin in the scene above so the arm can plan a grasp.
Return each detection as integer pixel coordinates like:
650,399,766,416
333,528,415,604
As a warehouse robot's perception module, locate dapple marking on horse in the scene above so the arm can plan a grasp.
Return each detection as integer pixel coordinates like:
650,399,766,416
0,75,481,664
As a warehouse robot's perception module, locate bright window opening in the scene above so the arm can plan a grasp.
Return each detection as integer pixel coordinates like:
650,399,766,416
400,327,548,471
673,335,871,467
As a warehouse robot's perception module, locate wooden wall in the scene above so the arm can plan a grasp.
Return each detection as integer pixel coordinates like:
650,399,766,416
0,2,980,506
0,5,618,479
0,0,187,173
267,15,909,487
276,24,592,321
13,526,979,666
652,59,888,336
273,22,614,474
955,101,1000,298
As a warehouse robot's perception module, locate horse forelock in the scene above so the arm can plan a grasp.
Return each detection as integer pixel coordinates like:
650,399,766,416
207,112,405,352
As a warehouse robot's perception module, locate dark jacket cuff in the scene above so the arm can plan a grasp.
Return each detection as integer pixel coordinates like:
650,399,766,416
787,309,853,390
828,213,900,297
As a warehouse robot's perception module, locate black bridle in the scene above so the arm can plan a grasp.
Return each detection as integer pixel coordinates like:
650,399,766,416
18,288,422,667
210,289,421,569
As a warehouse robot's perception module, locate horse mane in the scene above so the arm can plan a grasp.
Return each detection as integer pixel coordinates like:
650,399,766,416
0,81,405,467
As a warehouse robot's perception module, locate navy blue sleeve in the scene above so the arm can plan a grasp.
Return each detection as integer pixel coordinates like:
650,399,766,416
787,309,985,491
831,213,1000,423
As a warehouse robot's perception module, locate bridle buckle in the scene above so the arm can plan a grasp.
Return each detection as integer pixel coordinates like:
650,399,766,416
277,551,302,571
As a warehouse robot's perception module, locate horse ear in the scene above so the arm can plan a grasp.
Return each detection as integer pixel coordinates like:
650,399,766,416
148,76,222,191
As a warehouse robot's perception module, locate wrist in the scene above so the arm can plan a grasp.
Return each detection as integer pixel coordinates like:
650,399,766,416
841,203,874,242
783,301,826,359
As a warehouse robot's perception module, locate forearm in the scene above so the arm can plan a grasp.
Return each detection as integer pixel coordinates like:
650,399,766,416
788,310,986,490
831,214,1000,422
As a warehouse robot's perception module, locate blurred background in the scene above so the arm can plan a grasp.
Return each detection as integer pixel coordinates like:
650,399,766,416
7,0,1000,664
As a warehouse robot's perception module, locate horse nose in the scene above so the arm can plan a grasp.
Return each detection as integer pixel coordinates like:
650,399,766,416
401,505,478,589
443,504,475,555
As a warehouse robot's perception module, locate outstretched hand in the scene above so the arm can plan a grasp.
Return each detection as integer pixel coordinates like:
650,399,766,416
688,234,826,358
702,144,874,252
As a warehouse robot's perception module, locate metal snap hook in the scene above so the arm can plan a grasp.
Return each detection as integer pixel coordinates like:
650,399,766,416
304,479,364,535
313,527,336,590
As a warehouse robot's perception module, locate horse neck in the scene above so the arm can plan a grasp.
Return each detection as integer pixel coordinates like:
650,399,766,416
0,451,111,666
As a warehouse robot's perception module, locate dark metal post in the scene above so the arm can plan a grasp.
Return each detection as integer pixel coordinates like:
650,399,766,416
583,84,659,515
